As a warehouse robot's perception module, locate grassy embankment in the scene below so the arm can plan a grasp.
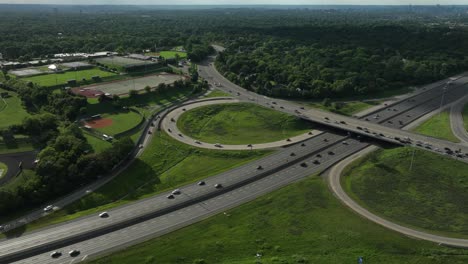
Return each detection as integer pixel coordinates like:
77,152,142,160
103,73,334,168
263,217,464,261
413,111,459,142
21,131,270,231
89,175,468,264
178,103,313,145
343,147,468,238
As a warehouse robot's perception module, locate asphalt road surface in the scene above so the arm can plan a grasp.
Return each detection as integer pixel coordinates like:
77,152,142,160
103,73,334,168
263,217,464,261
327,145,468,248
0,151,37,186
3,51,468,263
199,57,468,161
161,98,323,150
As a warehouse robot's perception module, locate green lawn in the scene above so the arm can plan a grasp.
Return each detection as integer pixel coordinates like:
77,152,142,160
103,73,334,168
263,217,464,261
94,111,143,136
307,100,380,116
0,162,7,179
343,147,468,238
22,131,270,232
413,111,459,142
0,135,34,154
84,134,112,154
147,51,187,59
205,89,231,98
463,103,468,132
88,176,468,264
178,103,313,145
0,88,31,128
22,68,117,87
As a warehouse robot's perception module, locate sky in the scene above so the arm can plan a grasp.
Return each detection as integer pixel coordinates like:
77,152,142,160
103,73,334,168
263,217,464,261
0,0,467,5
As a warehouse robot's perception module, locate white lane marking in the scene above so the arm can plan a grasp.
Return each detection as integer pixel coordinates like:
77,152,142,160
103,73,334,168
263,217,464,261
81,255,88,261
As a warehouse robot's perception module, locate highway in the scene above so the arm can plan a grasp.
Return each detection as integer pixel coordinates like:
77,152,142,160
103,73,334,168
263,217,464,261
3,51,468,263
450,95,468,144
161,98,323,150
199,57,468,160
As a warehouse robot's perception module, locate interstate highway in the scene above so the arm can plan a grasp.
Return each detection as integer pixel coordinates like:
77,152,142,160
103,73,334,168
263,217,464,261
198,58,468,160
3,58,468,262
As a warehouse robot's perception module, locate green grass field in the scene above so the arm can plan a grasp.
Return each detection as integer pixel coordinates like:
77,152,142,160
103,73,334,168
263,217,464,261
84,134,112,153
22,131,270,232
463,103,468,132
88,176,468,264
0,134,34,154
205,89,231,98
343,147,468,238
307,100,380,116
0,162,7,179
94,111,143,136
413,111,459,142
22,68,117,87
178,103,313,145
146,51,187,59
0,88,31,129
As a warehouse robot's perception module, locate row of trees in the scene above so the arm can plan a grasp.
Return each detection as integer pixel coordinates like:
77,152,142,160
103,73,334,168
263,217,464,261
216,24,468,99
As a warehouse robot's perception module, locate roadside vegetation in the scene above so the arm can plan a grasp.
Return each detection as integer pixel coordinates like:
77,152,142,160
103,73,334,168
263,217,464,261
306,99,381,116
0,162,7,178
19,131,270,232
204,89,231,98
89,176,468,264
178,103,313,145
463,103,468,132
343,147,468,238
413,111,459,142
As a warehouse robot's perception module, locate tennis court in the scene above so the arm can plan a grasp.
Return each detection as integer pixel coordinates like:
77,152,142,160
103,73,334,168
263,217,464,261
73,73,185,97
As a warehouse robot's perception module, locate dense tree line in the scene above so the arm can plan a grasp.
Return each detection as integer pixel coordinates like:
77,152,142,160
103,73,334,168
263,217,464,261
216,24,468,98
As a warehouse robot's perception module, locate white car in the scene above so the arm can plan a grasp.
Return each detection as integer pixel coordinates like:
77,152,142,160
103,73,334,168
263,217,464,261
171,189,181,195
43,205,53,212
99,212,109,218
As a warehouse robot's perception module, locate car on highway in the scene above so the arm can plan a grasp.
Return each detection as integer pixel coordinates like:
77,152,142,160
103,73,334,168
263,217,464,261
99,212,109,218
342,141,348,145
214,143,222,147
166,194,175,199
139,144,144,149
214,183,223,189
50,251,62,258
43,205,53,212
313,160,320,164
247,144,253,147
272,101,277,105
290,152,296,156
198,181,206,186
195,140,201,144
300,162,307,167
257,165,263,170
323,138,328,142
69,250,80,257
171,189,181,195
328,151,335,155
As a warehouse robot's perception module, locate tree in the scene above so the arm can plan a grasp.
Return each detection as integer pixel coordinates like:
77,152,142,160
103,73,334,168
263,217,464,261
144,86,152,93
129,90,138,98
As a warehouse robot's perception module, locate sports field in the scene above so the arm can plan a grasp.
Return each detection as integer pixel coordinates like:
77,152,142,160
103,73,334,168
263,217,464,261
146,50,187,59
73,74,184,97
0,89,31,128
85,111,143,136
96,56,155,68
22,68,117,87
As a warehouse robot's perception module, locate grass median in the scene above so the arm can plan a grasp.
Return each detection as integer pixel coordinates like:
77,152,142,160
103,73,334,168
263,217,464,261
21,131,270,232
463,103,468,132
178,103,313,145
88,176,468,264
343,146,468,238
413,111,459,142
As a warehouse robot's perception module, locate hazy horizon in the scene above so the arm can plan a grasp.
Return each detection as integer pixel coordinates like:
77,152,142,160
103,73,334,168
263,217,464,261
1,1,468,6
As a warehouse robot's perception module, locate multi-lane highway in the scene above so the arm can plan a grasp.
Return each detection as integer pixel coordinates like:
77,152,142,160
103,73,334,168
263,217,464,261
3,49,468,263
199,56,468,160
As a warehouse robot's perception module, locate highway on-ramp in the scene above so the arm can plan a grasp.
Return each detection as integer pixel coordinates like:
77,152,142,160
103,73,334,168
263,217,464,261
450,95,468,144
3,51,468,263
